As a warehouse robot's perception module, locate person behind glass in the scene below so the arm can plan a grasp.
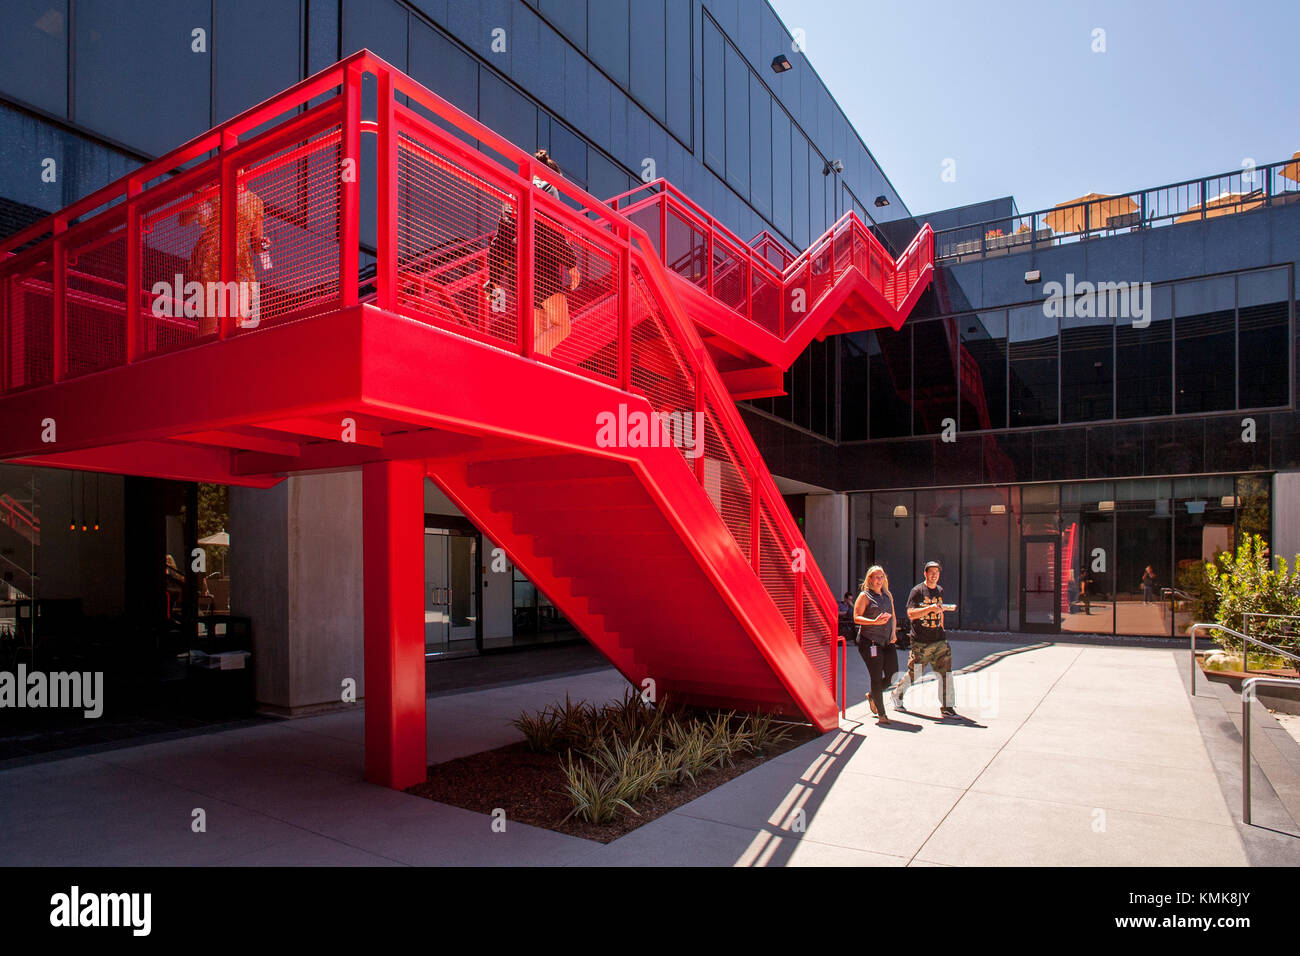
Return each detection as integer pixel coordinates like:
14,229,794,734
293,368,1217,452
854,566,898,725
1141,565,1157,604
484,149,580,357
893,560,959,717
838,591,856,646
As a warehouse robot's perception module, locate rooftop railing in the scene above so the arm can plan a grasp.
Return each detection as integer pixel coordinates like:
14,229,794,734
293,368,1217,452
933,154,1300,263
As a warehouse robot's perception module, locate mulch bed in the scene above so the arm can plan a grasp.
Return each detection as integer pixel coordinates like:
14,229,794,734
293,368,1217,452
406,724,820,843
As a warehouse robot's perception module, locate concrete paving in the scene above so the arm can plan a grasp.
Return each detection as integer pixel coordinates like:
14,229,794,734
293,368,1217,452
1,640,1295,866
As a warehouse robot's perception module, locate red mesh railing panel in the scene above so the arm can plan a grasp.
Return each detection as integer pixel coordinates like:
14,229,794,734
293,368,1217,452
396,131,518,347
750,267,780,335
6,262,54,390
140,180,221,356
535,211,619,383
801,587,835,688
711,238,747,313
630,267,696,459
758,502,798,637
700,391,751,558
64,222,127,378
664,208,708,288
235,124,343,331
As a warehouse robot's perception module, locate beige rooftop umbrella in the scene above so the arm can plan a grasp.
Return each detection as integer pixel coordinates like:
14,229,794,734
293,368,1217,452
1044,193,1138,235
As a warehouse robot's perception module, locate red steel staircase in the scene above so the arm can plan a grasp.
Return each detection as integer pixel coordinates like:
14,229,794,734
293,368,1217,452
0,52,932,787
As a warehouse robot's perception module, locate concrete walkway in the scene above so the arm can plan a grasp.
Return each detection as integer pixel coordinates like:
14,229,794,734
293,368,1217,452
1,641,1294,866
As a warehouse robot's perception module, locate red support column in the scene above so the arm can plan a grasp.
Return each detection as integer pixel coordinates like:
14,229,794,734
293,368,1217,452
362,459,427,790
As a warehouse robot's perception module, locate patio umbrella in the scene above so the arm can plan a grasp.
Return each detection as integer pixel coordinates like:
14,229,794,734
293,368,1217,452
198,531,229,546
1175,190,1263,223
1277,150,1300,184
1044,193,1137,235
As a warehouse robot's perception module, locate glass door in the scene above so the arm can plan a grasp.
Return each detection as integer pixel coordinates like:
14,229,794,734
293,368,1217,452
1020,534,1060,632
425,527,479,658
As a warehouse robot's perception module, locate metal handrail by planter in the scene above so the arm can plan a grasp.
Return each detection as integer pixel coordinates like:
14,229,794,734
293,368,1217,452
1241,612,1300,673
1189,622,1300,695
1241,676,1300,825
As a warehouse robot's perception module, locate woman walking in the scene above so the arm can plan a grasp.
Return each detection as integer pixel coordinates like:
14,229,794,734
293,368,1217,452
854,565,899,725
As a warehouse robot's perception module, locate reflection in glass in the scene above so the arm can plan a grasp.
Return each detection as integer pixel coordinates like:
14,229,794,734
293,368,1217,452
1009,305,1058,426
869,327,911,438
1174,276,1235,414
1237,268,1290,410
912,320,958,435
961,488,1009,630
1114,480,1173,637
1060,309,1113,423
1116,284,1172,418
959,311,1007,431
871,491,914,593
1059,483,1114,635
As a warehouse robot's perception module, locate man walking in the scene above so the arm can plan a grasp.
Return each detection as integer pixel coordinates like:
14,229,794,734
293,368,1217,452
892,561,959,717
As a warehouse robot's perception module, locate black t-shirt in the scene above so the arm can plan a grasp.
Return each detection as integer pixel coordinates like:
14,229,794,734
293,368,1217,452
907,583,945,643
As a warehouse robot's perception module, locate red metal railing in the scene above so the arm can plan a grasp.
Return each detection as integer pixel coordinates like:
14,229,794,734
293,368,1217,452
607,178,933,339
0,494,38,545
0,50,841,706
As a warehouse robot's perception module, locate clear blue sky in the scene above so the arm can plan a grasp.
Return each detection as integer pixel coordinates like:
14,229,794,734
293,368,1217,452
769,0,1299,217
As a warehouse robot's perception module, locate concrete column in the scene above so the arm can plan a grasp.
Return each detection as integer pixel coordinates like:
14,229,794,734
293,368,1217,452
805,492,849,599
230,471,364,717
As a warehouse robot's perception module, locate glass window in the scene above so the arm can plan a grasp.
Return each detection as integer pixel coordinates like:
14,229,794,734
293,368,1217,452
74,0,212,157
665,0,691,144
771,106,792,239
912,319,958,435
961,487,1009,631
540,0,586,49
791,132,809,249
1237,268,1290,409
1009,304,1058,427
869,327,911,439
791,345,810,430
1175,276,1235,414
915,490,961,613
808,142,825,241
1172,476,1234,639
850,493,872,591
1059,482,1115,635
587,0,629,88
749,73,772,219
477,70,537,156
1116,283,1172,419
0,0,67,116
871,491,915,593
409,20,478,145
959,310,1007,431
1060,308,1113,423
702,17,724,176
628,0,666,122
214,0,300,124
810,338,831,436
840,333,869,441
724,42,748,196
342,0,408,68
1113,479,1172,637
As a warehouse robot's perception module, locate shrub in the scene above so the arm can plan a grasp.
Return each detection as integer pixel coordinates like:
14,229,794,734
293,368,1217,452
559,753,638,824
1205,534,1300,662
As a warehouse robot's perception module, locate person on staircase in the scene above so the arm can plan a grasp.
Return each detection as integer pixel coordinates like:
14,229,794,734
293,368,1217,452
484,149,580,357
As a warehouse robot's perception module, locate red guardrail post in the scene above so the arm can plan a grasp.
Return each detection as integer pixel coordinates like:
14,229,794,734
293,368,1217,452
51,216,67,382
749,479,760,570
218,129,238,339
340,63,362,309
617,225,631,390
377,65,398,310
795,570,804,648
124,176,142,362
518,169,534,359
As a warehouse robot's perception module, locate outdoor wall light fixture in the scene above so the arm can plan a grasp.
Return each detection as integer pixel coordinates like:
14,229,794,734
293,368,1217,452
1098,500,1115,511
874,195,889,207
893,504,909,518
823,159,843,176
1025,269,1042,284
989,504,1007,515
1221,495,1239,508
771,54,792,73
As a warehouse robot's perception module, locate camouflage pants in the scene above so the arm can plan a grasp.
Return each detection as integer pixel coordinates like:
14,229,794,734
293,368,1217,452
894,640,954,708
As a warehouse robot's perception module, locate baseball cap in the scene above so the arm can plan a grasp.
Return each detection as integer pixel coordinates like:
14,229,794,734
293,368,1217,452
924,560,942,570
